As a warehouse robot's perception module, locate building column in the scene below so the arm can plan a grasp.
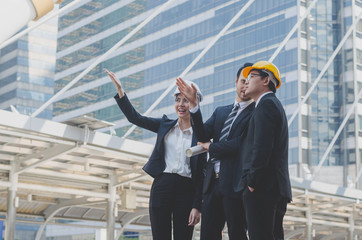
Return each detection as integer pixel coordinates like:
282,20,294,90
351,0,361,191
107,176,116,240
6,163,18,240
305,195,312,240
106,200,115,240
348,205,355,240
96,229,107,240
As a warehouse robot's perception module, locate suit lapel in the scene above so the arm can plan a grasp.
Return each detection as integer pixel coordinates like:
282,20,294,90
158,119,178,139
229,102,255,135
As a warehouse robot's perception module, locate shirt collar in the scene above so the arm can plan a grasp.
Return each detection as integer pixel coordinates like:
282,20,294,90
234,99,254,109
175,121,193,134
255,91,273,107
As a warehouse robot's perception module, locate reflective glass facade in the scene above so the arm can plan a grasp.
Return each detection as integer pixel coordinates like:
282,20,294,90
300,0,362,186
55,0,362,188
0,17,58,119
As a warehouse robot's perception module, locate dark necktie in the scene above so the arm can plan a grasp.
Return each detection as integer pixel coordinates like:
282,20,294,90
211,104,240,164
220,104,240,141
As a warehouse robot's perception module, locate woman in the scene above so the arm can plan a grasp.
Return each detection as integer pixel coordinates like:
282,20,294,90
105,69,206,240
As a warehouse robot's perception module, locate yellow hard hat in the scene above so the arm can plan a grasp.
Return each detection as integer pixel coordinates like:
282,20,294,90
242,61,281,89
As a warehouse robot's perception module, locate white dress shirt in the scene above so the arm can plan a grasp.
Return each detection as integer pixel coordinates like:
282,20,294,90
255,91,273,107
163,121,193,178
231,99,254,126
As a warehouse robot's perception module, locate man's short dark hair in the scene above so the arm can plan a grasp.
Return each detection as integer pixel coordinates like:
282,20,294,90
268,82,276,93
253,69,276,93
236,62,253,79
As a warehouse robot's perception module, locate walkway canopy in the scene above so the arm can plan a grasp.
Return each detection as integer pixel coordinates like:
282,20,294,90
0,109,154,238
0,109,362,239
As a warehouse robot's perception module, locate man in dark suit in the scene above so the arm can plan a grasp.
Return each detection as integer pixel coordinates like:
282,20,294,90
204,61,292,240
176,63,255,240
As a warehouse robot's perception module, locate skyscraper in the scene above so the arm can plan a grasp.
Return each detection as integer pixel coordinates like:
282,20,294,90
299,0,362,187
54,0,362,189
0,13,58,119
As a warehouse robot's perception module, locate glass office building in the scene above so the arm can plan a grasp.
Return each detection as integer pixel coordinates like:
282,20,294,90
54,0,362,188
0,15,58,119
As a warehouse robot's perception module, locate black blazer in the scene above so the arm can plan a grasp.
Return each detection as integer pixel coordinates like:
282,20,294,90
114,94,206,210
191,102,255,198
209,93,292,201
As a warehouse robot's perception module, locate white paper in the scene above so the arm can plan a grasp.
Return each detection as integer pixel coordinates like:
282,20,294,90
185,145,207,157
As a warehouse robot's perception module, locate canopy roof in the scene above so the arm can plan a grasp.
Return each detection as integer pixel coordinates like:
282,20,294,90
0,109,361,238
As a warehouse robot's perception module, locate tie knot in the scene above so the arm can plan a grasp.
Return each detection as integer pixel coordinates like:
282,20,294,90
233,104,239,111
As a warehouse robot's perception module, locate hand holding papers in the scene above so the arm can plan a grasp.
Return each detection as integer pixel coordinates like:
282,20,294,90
186,145,207,157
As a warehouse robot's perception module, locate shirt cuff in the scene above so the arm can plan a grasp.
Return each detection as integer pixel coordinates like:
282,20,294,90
189,104,199,113
114,92,126,99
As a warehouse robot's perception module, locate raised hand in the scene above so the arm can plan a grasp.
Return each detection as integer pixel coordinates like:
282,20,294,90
104,68,125,97
175,77,198,109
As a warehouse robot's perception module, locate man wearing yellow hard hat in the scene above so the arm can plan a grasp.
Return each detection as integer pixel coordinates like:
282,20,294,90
203,61,292,239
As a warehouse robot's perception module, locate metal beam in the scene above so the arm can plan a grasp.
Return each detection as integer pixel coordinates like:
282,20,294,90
115,209,149,240
18,144,73,164
0,135,51,148
305,196,312,240
320,233,351,240
290,176,362,201
116,169,144,178
0,144,33,155
107,175,117,240
285,228,305,239
81,144,150,163
6,189,16,240
35,197,105,240
16,144,78,174
0,127,74,146
32,0,177,117
312,75,362,180
0,110,154,156
5,162,18,240
348,205,355,240
123,0,256,138
114,174,148,188
288,11,362,127
355,166,362,185
57,153,135,170
269,0,319,62
0,181,119,199
25,168,111,184
31,160,118,175
311,202,354,214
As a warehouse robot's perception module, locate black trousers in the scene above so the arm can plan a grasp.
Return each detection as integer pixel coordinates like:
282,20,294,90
242,188,288,240
200,178,247,240
149,173,194,240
